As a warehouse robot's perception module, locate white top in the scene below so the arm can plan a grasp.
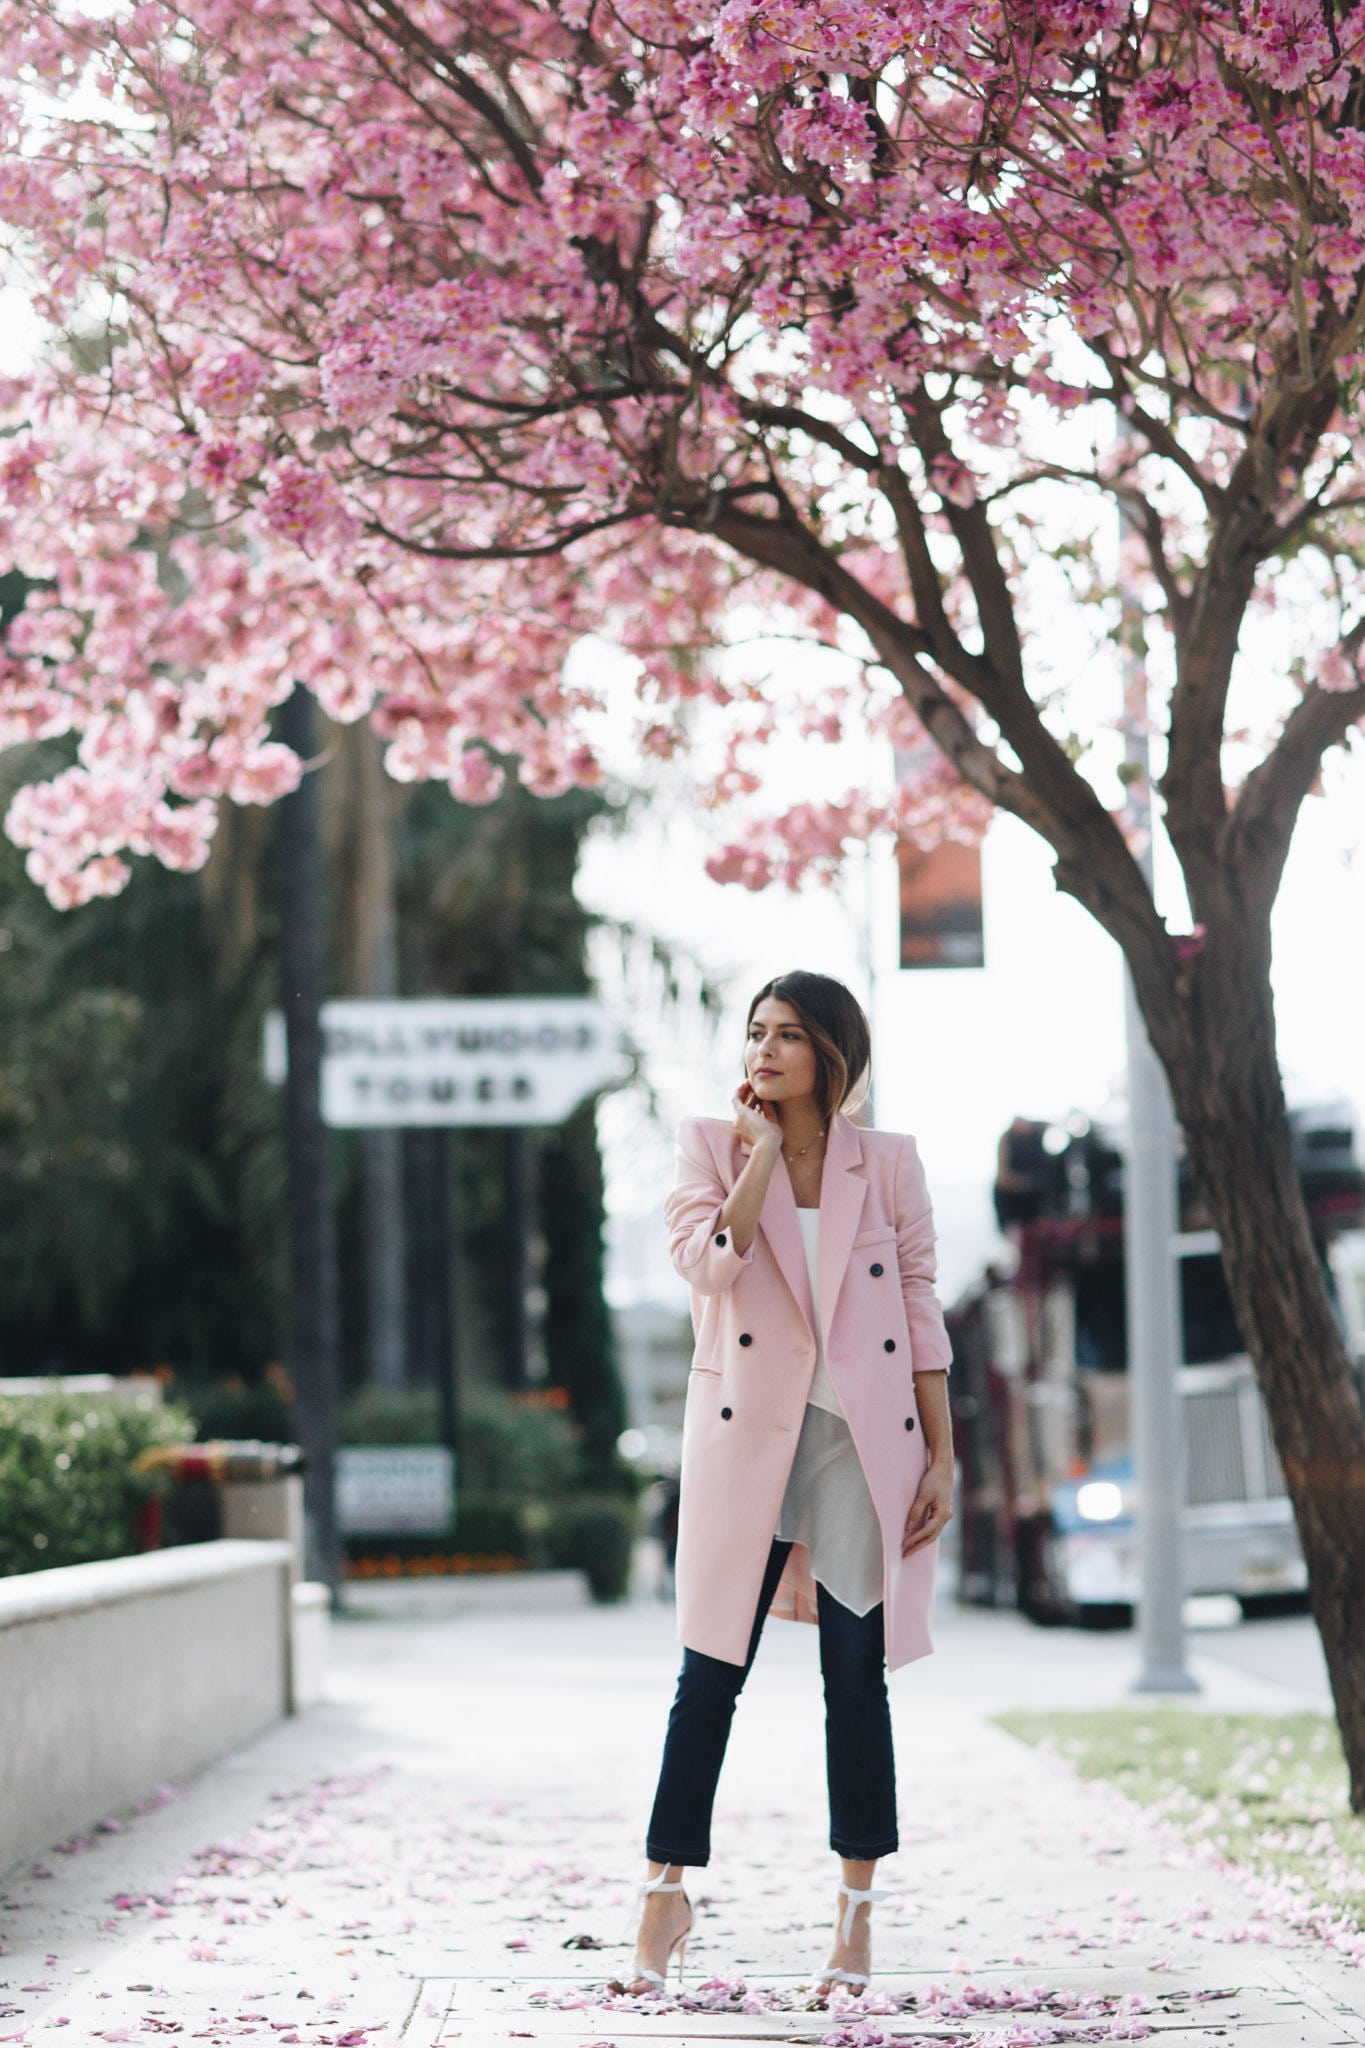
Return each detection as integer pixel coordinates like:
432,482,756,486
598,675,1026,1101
776,1206,884,1617
796,1206,845,1417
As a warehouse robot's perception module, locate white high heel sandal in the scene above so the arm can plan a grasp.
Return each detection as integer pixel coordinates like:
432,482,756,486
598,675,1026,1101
812,1882,888,1995
620,1869,693,1991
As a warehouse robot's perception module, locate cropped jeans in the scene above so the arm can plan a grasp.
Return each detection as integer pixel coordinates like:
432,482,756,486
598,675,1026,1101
645,1535,897,1866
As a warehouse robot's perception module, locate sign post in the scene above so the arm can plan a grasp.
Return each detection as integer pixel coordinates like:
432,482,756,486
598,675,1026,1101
263,995,629,1550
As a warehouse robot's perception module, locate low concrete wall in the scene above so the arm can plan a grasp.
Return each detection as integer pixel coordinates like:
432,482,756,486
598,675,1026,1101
0,1539,293,1878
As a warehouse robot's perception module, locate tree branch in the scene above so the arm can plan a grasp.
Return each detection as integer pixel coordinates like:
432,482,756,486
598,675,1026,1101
1163,365,1343,905
740,400,880,474
1229,661,1365,907
699,494,1027,811
1098,354,1227,515
699,489,1174,1006
895,395,1164,888
1120,485,1194,648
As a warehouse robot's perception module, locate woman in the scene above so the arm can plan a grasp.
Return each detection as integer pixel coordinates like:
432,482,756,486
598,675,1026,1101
623,970,954,1999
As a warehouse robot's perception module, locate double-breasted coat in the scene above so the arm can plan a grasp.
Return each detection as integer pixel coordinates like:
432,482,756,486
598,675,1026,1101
665,1111,954,1673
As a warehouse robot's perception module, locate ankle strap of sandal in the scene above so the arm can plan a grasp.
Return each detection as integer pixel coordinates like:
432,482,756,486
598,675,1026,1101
621,1869,686,1941
837,1883,888,1945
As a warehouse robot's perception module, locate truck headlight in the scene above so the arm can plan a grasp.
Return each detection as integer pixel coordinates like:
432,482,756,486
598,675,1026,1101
1075,1479,1126,1522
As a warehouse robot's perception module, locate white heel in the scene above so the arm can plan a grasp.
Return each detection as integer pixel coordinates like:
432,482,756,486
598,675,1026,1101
811,1882,888,1996
620,1870,693,1992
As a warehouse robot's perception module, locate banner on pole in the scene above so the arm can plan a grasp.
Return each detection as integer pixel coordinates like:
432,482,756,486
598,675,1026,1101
896,839,985,968
893,743,985,969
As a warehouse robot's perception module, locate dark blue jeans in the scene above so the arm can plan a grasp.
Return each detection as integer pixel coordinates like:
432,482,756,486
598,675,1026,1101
645,1535,897,1866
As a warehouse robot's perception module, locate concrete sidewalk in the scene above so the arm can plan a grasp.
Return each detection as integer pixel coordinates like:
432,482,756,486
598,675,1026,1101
1,1575,1362,2046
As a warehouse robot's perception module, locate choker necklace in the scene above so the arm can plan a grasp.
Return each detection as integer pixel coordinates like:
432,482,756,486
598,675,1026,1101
783,1125,827,1162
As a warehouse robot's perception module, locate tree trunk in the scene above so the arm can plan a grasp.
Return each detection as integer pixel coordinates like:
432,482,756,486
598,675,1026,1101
540,1101,624,1481
327,721,408,1395
500,1126,533,1393
1158,947,1365,1809
275,685,342,1597
404,1126,460,1460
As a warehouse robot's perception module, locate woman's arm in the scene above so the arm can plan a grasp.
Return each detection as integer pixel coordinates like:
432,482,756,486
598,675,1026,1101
664,1107,780,1294
894,1134,955,1376
715,1097,782,1254
902,1369,954,1555
895,1134,955,1554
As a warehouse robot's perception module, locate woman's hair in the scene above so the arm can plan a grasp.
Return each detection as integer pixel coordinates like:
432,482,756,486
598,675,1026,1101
745,971,872,1124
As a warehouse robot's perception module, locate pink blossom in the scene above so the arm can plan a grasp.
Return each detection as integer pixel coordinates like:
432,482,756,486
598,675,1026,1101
193,351,272,418
0,0,1361,911
1316,648,1360,693
1223,0,1337,89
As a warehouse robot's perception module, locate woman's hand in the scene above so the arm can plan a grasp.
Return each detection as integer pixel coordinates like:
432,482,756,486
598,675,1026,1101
713,1084,783,1256
732,1081,782,1154
901,1459,953,1556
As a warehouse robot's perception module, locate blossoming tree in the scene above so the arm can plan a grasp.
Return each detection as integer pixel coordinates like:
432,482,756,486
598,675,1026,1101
4,0,1365,1788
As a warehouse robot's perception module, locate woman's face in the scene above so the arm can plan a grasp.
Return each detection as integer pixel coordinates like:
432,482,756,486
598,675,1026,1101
745,997,819,1110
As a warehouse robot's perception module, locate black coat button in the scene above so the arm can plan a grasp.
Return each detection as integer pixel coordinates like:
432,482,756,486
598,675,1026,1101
721,1406,733,1420
870,1263,884,1277
884,1339,896,1352
738,1333,753,1347
715,1232,727,1247
905,1416,915,1431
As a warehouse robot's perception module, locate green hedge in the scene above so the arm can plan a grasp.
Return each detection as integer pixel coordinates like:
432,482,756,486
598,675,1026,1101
547,1493,638,1603
175,1370,295,1445
337,1386,442,1447
0,1386,195,1577
451,1490,538,1557
338,1385,582,1499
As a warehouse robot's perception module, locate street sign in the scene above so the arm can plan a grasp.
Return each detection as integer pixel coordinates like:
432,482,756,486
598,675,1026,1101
335,1445,455,1534
263,996,629,1128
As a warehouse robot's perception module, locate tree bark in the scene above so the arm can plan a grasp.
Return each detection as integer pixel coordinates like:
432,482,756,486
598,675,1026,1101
328,723,409,1397
403,1126,460,1460
275,685,342,1597
1155,940,1365,1809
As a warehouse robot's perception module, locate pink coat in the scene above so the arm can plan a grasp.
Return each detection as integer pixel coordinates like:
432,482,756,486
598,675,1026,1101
665,1112,954,1672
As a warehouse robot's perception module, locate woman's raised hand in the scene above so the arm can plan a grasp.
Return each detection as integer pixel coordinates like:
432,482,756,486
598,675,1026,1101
732,1082,782,1153
712,1084,782,1257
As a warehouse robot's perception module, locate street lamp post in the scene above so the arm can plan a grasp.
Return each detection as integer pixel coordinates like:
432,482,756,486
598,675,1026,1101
1118,484,1198,1695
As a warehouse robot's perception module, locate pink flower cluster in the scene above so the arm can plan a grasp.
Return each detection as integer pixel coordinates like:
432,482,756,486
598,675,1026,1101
0,0,1363,902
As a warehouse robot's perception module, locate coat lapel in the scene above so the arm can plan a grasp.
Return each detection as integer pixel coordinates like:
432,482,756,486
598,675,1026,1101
816,1116,868,1351
737,1117,867,1340
753,1143,816,1331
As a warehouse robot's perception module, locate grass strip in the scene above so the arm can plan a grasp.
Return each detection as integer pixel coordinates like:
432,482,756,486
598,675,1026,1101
994,1707,1365,1936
